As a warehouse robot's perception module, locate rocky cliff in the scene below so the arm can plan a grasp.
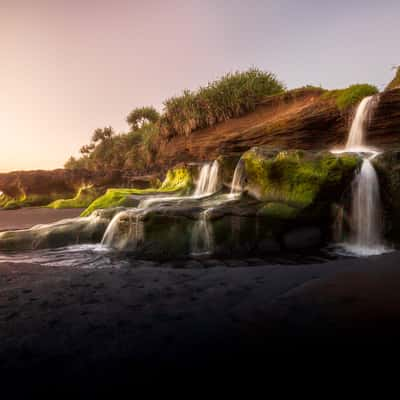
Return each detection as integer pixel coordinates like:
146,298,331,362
1,87,400,209
155,87,400,167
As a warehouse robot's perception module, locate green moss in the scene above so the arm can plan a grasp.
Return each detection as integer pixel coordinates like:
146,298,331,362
323,84,379,111
243,149,360,210
1,193,69,210
81,166,193,216
47,186,101,209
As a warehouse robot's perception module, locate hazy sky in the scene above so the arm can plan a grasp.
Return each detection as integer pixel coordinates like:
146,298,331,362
1,0,399,172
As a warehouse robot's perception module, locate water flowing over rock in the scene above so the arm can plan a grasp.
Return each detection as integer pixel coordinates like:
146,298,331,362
346,159,385,255
230,159,246,195
334,94,387,255
345,96,379,151
194,161,220,196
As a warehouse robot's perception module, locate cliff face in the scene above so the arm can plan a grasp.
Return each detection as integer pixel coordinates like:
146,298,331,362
367,88,400,147
1,87,399,208
155,88,349,167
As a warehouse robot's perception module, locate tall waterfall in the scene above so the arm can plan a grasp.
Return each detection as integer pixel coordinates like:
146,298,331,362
345,96,376,151
194,160,219,196
347,159,385,255
337,94,387,255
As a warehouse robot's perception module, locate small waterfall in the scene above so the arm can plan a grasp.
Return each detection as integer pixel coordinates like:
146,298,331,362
230,159,245,195
191,208,214,256
194,160,219,196
101,209,144,250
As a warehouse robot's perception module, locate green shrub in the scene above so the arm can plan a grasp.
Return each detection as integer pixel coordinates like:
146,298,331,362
161,68,285,137
323,84,379,111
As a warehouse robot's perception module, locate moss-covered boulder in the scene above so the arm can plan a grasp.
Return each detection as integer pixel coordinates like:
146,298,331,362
81,166,193,217
242,148,361,219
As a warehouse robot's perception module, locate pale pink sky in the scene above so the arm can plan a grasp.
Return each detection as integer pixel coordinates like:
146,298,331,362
1,0,399,172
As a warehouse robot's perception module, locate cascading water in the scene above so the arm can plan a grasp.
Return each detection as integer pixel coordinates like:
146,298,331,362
334,94,388,255
345,96,377,151
346,159,385,255
194,160,220,196
191,208,214,256
230,159,245,195
101,160,221,251
101,209,145,251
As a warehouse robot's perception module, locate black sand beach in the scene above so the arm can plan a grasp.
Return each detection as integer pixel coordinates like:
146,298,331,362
1,209,400,391
0,208,84,231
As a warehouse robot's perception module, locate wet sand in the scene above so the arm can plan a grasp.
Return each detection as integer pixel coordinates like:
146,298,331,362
0,207,84,231
1,250,400,392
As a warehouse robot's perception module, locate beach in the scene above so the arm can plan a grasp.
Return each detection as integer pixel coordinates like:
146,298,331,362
0,207,84,231
1,208,400,392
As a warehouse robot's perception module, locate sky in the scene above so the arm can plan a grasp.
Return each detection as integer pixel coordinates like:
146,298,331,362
0,0,399,172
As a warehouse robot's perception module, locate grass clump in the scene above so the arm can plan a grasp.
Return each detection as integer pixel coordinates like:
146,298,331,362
81,167,193,216
47,186,101,209
323,84,379,111
160,68,285,138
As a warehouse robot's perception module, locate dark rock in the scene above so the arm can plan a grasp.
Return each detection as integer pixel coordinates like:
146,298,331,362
283,227,322,250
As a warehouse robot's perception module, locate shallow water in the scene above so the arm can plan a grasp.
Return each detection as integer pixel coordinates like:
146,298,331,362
0,243,350,269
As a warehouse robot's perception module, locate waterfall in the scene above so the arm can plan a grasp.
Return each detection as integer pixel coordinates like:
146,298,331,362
191,208,214,256
101,209,144,250
230,159,245,195
334,94,388,255
345,158,385,255
345,96,376,151
194,160,219,196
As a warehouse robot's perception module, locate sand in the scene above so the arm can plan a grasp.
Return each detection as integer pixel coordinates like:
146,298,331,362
0,208,399,391
0,207,84,231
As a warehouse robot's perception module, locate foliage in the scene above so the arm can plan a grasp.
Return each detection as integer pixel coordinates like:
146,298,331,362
160,68,285,138
47,186,101,209
126,106,160,130
323,84,379,111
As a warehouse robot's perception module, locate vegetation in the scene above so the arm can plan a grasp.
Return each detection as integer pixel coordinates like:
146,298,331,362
47,186,101,209
81,166,193,216
64,68,285,174
323,84,379,111
160,68,285,138
386,67,400,90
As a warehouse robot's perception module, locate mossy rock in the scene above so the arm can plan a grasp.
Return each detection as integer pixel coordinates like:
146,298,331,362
242,148,361,213
47,186,102,209
0,193,72,210
81,166,193,216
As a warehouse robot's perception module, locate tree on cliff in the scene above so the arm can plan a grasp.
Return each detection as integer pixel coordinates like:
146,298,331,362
126,107,160,131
